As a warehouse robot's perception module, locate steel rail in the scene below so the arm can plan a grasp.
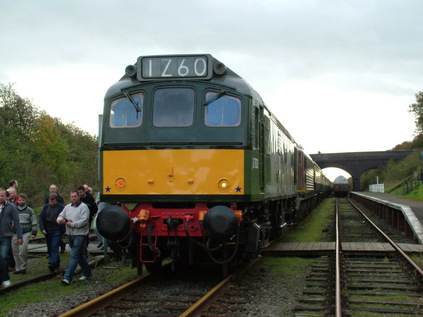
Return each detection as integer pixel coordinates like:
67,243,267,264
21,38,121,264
179,273,234,317
335,198,342,317
58,274,153,317
180,257,259,316
58,259,166,317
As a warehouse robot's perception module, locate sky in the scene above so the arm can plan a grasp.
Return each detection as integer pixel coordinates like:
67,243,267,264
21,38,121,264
1,0,422,180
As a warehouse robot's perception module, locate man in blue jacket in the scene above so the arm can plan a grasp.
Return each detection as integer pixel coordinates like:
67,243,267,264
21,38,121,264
39,193,65,272
0,188,23,289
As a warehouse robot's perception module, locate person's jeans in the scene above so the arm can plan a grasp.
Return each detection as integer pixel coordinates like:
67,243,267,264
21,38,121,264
63,235,92,282
46,230,62,268
0,237,12,282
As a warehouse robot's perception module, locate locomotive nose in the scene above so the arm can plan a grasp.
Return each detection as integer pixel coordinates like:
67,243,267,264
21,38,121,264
203,206,239,243
96,205,130,241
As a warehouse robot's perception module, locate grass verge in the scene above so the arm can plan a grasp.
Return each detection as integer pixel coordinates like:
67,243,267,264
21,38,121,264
282,198,334,242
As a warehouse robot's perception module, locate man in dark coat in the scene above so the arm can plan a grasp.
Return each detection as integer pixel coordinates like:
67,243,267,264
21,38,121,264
39,193,65,272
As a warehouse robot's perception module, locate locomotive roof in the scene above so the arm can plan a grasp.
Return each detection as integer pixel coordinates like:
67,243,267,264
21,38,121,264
105,54,263,101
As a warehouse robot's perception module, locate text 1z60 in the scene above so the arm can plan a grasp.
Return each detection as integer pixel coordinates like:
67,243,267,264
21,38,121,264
141,56,209,78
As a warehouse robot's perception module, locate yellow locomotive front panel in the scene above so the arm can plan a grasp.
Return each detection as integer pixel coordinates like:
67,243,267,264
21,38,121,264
102,149,245,196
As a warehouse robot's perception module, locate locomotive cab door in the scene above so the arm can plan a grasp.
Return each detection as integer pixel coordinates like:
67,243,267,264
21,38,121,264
259,106,265,190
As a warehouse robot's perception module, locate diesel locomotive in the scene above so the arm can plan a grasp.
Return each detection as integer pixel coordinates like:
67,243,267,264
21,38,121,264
96,54,331,273
333,175,351,197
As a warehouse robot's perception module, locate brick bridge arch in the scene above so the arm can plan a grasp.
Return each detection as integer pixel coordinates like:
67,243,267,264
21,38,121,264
310,151,414,191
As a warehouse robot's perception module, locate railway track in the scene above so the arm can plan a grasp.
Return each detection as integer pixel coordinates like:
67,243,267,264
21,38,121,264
343,256,423,315
58,263,226,316
292,256,334,315
294,197,423,316
59,259,263,317
7,231,280,316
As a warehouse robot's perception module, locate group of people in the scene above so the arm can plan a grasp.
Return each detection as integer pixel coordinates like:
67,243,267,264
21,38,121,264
0,181,101,289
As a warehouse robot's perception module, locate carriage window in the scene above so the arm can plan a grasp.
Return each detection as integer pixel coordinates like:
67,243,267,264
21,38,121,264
153,88,194,127
110,93,143,128
204,92,241,127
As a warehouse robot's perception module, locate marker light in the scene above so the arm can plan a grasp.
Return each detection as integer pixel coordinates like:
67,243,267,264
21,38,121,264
138,209,150,229
218,179,230,192
235,210,243,224
125,64,137,77
115,178,126,190
199,210,207,221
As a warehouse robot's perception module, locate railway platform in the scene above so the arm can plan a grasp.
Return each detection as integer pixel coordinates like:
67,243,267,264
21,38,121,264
358,191,423,225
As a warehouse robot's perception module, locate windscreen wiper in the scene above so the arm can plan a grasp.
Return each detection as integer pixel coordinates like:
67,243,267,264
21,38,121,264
123,91,142,117
203,89,226,106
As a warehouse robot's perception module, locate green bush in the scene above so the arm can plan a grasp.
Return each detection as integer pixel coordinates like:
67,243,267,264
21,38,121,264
0,83,98,209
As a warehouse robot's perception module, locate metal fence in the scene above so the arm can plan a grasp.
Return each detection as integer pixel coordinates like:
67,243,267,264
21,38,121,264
387,173,421,195
401,177,421,195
